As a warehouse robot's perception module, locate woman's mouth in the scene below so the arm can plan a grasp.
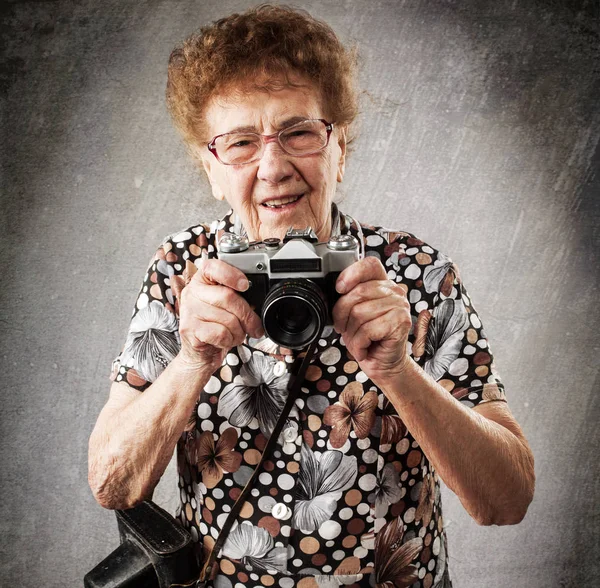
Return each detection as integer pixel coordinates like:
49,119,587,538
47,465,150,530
261,193,304,210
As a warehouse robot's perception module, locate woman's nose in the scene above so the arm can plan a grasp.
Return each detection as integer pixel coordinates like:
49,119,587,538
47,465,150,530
256,141,296,184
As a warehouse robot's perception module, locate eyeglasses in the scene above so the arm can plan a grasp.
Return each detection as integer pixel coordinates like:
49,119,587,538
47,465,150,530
207,118,334,166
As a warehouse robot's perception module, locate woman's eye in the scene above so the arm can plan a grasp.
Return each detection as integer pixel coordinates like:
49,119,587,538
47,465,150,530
224,137,258,150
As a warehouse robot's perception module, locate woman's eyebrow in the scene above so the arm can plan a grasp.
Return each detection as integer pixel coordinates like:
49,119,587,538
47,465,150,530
278,116,310,129
225,116,310,134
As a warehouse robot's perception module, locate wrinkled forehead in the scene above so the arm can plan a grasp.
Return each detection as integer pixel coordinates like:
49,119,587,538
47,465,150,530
204,71,325,135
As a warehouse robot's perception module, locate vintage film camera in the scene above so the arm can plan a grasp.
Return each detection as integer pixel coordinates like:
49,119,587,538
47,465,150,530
218,228,360,349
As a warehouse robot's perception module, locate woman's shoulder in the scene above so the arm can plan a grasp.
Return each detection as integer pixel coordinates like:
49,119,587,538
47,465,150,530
356,220,433,250
352,218,452,264
352,218,460,298
159,219,219,250
151,214,232,269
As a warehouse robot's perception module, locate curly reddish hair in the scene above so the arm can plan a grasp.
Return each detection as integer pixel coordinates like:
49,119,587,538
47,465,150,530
166,4,358,165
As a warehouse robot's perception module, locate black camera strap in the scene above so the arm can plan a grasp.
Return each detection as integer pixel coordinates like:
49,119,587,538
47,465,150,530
195,337,321,587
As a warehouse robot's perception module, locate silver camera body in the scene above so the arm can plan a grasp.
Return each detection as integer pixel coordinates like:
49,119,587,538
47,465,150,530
218,228,360,349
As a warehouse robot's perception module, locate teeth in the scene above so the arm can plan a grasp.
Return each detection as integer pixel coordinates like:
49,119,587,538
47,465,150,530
264,194,302,208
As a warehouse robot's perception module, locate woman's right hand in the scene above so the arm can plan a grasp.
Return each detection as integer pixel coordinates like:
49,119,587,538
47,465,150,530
177,258,264,372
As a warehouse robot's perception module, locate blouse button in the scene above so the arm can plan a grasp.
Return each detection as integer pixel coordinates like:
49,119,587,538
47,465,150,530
282,426,299,443
272,502,291,520
273,361,287,377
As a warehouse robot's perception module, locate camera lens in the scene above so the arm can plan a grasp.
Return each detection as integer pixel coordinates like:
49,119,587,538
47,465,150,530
262,280,327,349
276,302,311,333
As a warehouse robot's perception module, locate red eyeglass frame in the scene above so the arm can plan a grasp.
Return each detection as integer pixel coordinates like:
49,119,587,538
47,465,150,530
207,119,334,165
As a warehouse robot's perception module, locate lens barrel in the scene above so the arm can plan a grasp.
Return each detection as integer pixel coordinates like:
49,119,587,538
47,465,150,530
262,279,327,349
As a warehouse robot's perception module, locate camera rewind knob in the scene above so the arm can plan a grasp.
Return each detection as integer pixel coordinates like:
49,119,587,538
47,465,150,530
219,233,250,253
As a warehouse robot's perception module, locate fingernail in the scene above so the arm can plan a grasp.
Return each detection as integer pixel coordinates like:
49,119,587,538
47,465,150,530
237,278,249,291
336,280,346,294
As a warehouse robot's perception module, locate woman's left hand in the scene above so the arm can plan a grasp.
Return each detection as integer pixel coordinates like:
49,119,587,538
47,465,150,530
332,256,412,385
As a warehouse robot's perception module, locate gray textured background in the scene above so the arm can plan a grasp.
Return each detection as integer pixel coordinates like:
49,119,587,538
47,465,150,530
1,1,599,586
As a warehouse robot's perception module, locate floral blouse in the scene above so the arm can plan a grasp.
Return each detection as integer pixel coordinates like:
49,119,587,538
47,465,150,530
110,206,506,588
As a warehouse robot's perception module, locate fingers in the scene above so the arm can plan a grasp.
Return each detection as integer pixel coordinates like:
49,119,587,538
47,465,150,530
188,258,262,336
336,256,388,294
190,320,239,351
332,269,411,366
338,296,409,362
181,282,263,340
347,313,403,362
333,279,401,334
188,300,248,346
194,258,249,292
341,296,396,343
178,259,264,363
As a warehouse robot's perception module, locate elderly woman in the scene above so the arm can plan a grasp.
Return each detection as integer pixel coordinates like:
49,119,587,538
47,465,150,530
89,5,534,588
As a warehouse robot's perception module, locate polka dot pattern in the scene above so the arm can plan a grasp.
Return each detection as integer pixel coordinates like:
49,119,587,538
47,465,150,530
110,208,505,588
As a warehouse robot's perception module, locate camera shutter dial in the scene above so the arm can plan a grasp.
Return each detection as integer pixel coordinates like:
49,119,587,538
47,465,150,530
327,234,358,251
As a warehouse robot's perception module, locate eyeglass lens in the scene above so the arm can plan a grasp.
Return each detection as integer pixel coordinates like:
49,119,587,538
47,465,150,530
215,120,328,165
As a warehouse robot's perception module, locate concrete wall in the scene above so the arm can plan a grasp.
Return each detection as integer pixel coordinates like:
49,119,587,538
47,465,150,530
1,1,598,586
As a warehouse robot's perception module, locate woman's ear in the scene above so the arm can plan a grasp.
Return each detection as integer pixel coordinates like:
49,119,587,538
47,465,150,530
201,156,226,201
336,125,347,183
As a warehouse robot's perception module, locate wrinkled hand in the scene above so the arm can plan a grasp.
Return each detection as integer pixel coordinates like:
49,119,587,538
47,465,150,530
177,258,264,373
332,256,412,386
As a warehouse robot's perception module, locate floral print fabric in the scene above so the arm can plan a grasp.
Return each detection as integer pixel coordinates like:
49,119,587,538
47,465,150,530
110,207,506,588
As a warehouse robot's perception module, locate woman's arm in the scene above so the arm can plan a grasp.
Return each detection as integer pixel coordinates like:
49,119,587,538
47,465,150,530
88,355,214,510
377,358,535,525
88,258,263,509
333,256,535,526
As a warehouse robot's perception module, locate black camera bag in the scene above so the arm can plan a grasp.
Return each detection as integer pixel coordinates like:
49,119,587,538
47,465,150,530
84,500,199,588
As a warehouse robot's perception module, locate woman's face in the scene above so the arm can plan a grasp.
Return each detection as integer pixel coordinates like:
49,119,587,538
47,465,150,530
200,75,347,242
